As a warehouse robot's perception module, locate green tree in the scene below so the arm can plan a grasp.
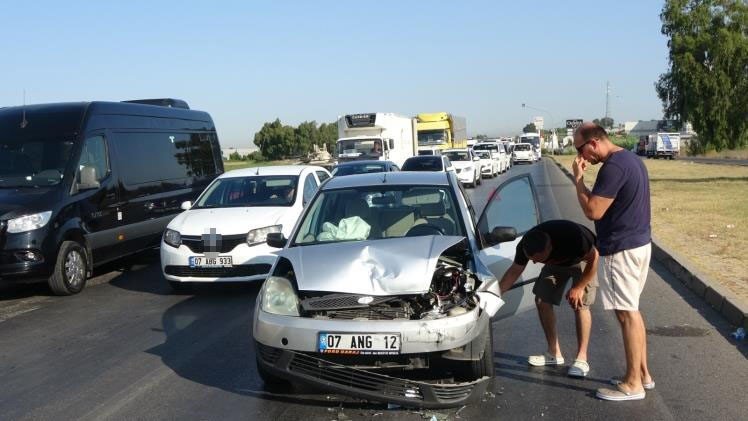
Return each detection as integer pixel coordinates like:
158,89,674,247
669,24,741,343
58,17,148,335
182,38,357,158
593,117,614,128
523,123,537,133
318,121,338,153
475,134,488,139
295,121,319,156
253,118,296,160
228,151,242,161
657,0,748,152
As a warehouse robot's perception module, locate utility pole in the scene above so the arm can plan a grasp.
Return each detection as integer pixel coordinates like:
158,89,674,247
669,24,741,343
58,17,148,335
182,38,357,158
605,81,611,120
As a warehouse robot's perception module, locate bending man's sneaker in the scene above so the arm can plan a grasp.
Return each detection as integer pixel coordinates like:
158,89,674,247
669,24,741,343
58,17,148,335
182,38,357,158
528,352,564,366
567,359,590,377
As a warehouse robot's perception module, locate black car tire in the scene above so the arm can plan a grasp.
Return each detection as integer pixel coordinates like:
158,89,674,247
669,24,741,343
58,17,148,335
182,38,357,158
454,327,494,381
48,241,88,296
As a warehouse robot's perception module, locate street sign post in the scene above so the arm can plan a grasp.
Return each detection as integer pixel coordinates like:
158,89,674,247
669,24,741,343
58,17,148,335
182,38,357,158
566,119,583,137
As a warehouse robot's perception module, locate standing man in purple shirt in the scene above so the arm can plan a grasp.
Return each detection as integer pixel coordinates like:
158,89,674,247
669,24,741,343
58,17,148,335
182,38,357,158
572,123,654,401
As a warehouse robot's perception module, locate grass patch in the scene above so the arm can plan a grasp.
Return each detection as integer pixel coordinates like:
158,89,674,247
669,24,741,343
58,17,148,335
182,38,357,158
552,155,748,303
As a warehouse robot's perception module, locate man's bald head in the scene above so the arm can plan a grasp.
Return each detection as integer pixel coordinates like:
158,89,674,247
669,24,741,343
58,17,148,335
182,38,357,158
574,123,608,144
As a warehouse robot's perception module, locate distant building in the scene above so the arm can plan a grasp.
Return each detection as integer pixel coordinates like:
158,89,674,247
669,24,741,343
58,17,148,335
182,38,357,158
222,147,255,160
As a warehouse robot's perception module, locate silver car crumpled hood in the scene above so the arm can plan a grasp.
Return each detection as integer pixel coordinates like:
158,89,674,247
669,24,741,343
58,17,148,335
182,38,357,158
279,236,467,295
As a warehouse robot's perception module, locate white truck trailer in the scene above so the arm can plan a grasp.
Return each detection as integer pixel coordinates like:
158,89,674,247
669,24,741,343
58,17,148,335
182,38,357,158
646,132,680,159
336,113,418,167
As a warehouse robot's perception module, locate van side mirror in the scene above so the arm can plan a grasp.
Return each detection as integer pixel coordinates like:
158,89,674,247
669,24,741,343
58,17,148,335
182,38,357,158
388,139,394,149
77,166,100,190
266,232,288,248
180,201,192,210
484,226,517,246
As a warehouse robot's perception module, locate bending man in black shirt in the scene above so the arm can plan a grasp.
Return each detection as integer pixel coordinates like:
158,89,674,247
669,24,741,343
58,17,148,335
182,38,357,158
499,219,599,377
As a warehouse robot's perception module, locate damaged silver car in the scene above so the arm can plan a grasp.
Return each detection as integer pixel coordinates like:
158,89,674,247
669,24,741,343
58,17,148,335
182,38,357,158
252,171,542,408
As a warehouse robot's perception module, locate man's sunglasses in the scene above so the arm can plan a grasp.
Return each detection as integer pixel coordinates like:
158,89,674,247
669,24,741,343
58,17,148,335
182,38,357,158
576,139,593,154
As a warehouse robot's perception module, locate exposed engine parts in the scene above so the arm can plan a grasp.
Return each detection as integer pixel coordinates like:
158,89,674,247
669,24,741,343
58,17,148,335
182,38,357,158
299,254,478,321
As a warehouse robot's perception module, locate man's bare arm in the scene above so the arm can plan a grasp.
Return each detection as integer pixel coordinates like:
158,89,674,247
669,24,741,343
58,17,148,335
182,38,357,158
499,263,526,294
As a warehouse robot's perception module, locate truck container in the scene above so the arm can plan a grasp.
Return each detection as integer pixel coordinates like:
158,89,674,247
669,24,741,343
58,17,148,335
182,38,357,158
645,132,680,159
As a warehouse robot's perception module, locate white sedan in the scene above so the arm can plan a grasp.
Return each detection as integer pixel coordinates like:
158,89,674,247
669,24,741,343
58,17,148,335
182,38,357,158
160,165,330,291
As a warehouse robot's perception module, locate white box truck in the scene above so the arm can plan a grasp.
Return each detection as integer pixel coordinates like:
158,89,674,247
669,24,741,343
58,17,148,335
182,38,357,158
646,132,680,159
336,113,418,167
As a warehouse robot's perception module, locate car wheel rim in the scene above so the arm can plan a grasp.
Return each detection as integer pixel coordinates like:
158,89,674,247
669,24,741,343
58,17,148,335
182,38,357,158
65,250,85,288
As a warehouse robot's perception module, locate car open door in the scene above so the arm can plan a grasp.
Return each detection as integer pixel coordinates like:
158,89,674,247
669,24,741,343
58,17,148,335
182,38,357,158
476,174,542,320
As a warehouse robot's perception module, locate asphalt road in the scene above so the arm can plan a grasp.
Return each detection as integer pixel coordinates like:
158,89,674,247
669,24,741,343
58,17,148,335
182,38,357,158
1,159,746,421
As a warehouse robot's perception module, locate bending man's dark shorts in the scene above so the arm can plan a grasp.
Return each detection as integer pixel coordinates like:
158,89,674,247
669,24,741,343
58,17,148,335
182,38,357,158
532,263,597,307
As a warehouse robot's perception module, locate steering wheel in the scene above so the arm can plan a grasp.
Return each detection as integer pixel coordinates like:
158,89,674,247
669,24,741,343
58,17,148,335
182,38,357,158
405,224,445,237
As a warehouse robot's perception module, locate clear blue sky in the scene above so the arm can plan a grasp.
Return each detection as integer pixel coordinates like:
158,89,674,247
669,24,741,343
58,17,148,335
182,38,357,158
1,1,668,148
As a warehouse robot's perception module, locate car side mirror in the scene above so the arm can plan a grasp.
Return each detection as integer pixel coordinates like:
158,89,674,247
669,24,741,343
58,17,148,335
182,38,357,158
473,156,480,162
267,232,288,248
77,166,100,190
485,226,517,246
180,201,192,210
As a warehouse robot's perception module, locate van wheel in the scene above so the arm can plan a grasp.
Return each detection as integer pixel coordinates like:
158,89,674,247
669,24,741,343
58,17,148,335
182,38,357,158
48,241,88,296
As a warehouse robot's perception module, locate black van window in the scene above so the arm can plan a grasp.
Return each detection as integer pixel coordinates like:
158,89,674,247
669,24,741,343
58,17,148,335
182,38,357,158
114,132,216,185
78,135,109,182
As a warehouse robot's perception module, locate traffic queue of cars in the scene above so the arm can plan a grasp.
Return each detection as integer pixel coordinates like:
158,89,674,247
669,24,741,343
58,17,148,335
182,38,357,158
1,99,538,407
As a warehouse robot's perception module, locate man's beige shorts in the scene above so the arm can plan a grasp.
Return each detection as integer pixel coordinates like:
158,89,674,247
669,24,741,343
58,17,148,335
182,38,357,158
598,243,651,311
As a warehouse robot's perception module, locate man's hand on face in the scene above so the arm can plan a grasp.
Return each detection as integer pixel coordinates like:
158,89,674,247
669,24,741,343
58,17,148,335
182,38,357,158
566,286,584,310
572,156,588,182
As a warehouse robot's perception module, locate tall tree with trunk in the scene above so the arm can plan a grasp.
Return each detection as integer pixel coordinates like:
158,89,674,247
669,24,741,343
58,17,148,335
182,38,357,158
657,0,748,152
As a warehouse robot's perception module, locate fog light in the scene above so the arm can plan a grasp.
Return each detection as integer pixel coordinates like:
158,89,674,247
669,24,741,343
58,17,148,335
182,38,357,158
17,251,43,262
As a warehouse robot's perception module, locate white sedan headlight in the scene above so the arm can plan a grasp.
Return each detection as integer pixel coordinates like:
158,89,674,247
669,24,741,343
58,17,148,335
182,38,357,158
247,225,282,246
7,211,52,233
163,229,182,248
261,276,300,316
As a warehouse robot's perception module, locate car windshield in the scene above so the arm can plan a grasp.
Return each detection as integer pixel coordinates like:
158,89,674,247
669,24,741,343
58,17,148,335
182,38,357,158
402,157,443,171
474,144,499,153
0,137,75,188
194,175,299,208
444,151,470,161
475,151,491,159
417,130,447,146
293,185,464,245
337,138,383,158
332,163,386,176
514,144,531,151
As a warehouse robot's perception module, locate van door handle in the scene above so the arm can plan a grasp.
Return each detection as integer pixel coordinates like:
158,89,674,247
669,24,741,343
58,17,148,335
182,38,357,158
105,192,116,200
145,202,155,211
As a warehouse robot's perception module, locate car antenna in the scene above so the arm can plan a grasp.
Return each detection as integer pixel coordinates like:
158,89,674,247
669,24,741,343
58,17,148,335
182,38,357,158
382,172,387,183
20,89,28,129
255,166,260,175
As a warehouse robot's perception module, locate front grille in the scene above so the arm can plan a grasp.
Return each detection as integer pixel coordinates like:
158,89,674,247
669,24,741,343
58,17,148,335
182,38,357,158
164,264,271,278
256,343,283,364
181,234,247,253
432,383,475,401
288,352,425,401
314,307,412,320
301,294,395,311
